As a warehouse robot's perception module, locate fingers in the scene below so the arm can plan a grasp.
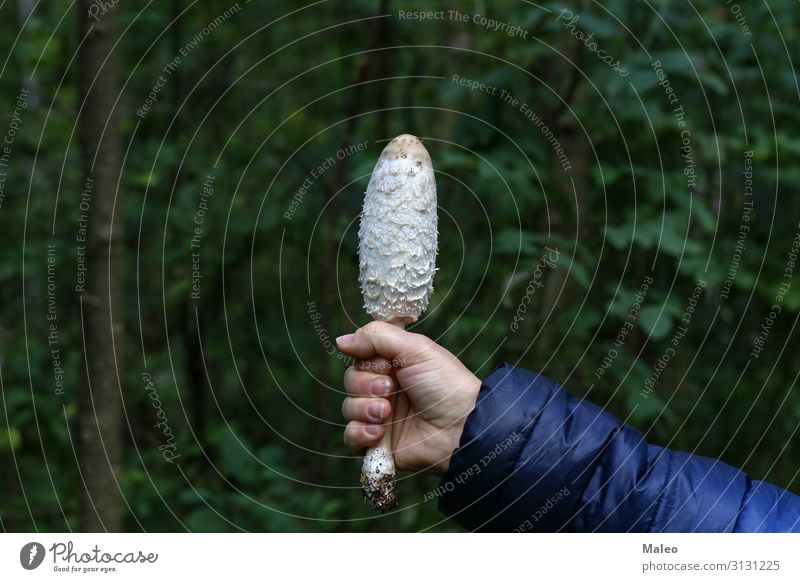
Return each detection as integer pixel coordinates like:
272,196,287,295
344,366,393,397
336,320,431,365
341,396,391,424
343,421,384,451
342,364,394,452
353,356,394,375
338,322,426,454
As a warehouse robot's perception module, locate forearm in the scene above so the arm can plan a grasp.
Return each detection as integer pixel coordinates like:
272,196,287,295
437,363,585,531
437,364,800,532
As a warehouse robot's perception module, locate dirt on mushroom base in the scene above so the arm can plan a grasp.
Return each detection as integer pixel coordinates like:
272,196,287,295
360,470,398,512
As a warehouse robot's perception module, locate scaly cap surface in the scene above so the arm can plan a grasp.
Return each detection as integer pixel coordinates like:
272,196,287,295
358,134,438,323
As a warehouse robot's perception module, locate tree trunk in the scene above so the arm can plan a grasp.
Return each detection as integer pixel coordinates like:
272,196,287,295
18,0,41,108
76,0,124,532
183,299,206,443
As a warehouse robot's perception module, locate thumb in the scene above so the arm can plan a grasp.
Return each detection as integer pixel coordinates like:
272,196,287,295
336,321,430,367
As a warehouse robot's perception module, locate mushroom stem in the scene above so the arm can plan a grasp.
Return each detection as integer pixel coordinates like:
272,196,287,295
360,318,404,511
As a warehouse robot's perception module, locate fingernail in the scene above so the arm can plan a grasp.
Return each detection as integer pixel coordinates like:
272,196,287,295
336,333,354,347
367,401,385,421
371,378,391,396
365,424,380,436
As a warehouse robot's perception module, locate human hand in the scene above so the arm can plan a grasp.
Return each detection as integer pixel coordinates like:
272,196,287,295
337,321,481,474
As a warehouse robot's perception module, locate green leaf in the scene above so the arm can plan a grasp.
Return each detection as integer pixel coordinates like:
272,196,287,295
186,508,227,532
605,224,631,249
0,426,21,451
628,389,667,422
782,285,800,311
574,13,619,38
217,428,255,480
638,305,673,341
565,261,590,288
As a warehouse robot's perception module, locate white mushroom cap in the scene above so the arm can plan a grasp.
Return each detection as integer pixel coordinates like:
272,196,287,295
358,134,438,323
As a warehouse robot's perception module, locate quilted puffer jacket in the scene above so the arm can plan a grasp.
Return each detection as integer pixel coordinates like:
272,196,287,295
438,364,800,532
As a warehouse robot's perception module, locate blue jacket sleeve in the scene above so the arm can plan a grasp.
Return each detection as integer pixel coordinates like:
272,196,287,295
438,364,800,532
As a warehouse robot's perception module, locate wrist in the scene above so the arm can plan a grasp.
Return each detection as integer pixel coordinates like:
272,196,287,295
435,373,482,473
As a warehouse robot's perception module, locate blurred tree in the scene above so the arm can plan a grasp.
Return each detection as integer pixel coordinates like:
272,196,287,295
76,0,124,532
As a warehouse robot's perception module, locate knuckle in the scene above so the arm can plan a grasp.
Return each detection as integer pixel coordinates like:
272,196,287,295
347,421,361,439
344,369,363,393
342,398,362,420
356,357,387,374
364,320,383,332
405,332,432,359
343,424,351,444
367,319,396,336
343,424,356,448
416,332,435,350
346,371,367,395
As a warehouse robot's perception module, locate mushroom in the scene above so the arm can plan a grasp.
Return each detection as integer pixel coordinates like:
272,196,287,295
357,134,438,511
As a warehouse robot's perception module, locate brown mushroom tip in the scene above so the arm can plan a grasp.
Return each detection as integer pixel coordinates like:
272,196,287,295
392,133,421,143
380,133,431,164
